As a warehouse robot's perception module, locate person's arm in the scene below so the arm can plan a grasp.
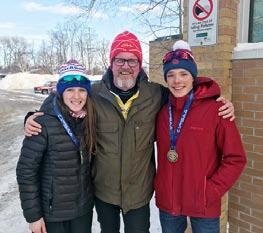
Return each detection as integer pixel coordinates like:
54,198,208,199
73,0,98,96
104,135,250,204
16,122,48,223
205,116,247,207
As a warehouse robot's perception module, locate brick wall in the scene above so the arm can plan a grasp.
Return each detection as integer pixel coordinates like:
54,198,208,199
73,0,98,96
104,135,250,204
230,59,263,233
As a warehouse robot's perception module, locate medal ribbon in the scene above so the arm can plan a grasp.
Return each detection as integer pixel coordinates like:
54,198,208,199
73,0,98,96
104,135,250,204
52,96,80,148
168,90,194,150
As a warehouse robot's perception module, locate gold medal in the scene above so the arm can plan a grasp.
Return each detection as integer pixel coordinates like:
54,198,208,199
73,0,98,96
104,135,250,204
167,149,178,163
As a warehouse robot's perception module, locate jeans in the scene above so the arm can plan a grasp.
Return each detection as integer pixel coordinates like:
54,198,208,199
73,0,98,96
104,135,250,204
159,210,219,233
95,197,150,233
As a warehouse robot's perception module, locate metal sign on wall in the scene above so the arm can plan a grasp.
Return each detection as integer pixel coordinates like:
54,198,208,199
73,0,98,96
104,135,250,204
188,0,218,46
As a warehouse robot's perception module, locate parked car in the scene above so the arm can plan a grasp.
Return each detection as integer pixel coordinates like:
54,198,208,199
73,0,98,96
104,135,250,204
34,81,57,94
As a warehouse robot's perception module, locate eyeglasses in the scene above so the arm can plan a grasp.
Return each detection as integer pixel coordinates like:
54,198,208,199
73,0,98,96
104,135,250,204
60,75,90,84
163,49,196,65
113,58,139,67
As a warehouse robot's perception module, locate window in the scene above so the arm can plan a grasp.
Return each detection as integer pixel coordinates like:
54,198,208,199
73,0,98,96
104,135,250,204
249,0,263,42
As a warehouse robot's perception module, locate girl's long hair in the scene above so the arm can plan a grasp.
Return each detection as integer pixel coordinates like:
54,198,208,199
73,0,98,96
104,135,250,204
58,92,97,156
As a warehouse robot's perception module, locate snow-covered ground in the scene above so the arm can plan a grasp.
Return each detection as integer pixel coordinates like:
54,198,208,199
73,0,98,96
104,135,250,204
0,73,162,233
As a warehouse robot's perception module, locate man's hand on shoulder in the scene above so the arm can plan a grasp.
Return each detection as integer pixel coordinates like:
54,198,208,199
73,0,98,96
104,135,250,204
24,112,44,137
216,96,235,121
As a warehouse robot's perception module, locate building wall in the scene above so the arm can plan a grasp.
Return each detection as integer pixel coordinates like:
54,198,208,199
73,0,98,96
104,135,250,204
230,59,263,233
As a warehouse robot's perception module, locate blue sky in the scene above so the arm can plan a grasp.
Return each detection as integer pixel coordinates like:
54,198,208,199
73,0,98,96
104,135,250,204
0,0,156,45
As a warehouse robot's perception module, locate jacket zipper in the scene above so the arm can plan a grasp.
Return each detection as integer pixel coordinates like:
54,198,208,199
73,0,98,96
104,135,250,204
49,177,53,213
204,176,207,208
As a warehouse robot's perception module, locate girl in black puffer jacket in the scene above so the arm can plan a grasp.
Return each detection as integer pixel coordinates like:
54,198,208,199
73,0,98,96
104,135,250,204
16,60,97,233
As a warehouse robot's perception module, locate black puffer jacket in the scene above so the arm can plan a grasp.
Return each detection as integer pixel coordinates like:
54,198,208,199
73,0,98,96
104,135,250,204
16,96,93,223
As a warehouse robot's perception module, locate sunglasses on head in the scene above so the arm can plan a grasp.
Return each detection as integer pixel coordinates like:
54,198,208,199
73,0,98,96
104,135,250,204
163,49,196,64
60,75,90,84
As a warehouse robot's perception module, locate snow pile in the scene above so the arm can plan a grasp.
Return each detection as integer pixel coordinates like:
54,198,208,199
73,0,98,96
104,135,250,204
0,73,58,90
0,73,102,90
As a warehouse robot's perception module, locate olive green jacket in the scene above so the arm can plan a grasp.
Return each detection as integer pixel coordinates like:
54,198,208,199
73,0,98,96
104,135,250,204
92,69,164,212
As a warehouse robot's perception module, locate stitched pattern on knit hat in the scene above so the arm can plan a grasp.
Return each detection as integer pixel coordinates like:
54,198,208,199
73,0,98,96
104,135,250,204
56,59,91,96
110,31,142,66
163,40,198,80
58,59,88,79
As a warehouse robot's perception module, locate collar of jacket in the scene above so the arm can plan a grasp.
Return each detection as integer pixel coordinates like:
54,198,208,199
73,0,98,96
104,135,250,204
98,74,154,121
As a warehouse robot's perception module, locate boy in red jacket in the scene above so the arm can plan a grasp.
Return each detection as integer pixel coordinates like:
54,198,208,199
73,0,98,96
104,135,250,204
154,40,246,233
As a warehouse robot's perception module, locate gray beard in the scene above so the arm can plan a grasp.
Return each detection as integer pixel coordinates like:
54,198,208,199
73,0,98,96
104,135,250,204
115,78,136,91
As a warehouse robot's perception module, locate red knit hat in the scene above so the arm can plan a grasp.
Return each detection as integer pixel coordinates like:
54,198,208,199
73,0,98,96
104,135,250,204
110,31,142,66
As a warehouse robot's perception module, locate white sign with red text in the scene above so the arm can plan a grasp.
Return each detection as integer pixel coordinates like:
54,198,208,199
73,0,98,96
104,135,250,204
188,0,218,46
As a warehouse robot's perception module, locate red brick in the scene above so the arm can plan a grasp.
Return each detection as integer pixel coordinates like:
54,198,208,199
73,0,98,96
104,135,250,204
243,119,263,128
245,159,253,168
246,151,263,162
255,128,263,136
228,207,238,217
228,216,250,230
232,78,256,85
232,67,244,77
228,223,238,233
240,197,263,209
239,228,251,233
243,135,263,146
243,168,263,179
244,68,263,78
252,208,263,219
243,102,263,111
243,86,263,95
244,59,263,67
253,161,263,170
239,174,253,184
236,111,254,119
252,225,263,233
256,95,263,102
232,93,255,102
240,212,262,226
254,145,263,153
255,78,263,85
252,193,263,205
255,112,263,120
253,177,263,186
228,202,251,215
230,187,252,199
243,143,253,152
232,85,243,94
229,193,239,204
240,182,263,195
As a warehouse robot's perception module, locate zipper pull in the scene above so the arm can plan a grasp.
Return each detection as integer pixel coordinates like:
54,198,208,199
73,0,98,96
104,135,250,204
80,150,83,165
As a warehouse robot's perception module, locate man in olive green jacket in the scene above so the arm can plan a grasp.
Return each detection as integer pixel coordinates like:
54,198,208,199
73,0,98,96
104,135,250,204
90,31,165,233
25,31,234,233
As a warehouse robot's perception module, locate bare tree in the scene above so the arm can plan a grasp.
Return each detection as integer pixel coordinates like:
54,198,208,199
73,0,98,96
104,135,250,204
50,24,70,64
96,39,109,71
37,40,56,73
66,0,184,38
0,37,32,72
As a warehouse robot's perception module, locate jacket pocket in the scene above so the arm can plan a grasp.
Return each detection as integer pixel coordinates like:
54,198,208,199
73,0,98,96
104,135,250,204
96,123,119,153
205,178,221,207
135,120,154,151
192,176,206,214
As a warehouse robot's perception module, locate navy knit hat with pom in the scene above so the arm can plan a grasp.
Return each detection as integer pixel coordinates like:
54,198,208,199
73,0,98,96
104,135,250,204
56,59,91,96
163,40,198,81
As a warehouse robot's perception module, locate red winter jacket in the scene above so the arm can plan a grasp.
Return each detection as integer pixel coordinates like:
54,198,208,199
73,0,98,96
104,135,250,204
154,77,246,218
